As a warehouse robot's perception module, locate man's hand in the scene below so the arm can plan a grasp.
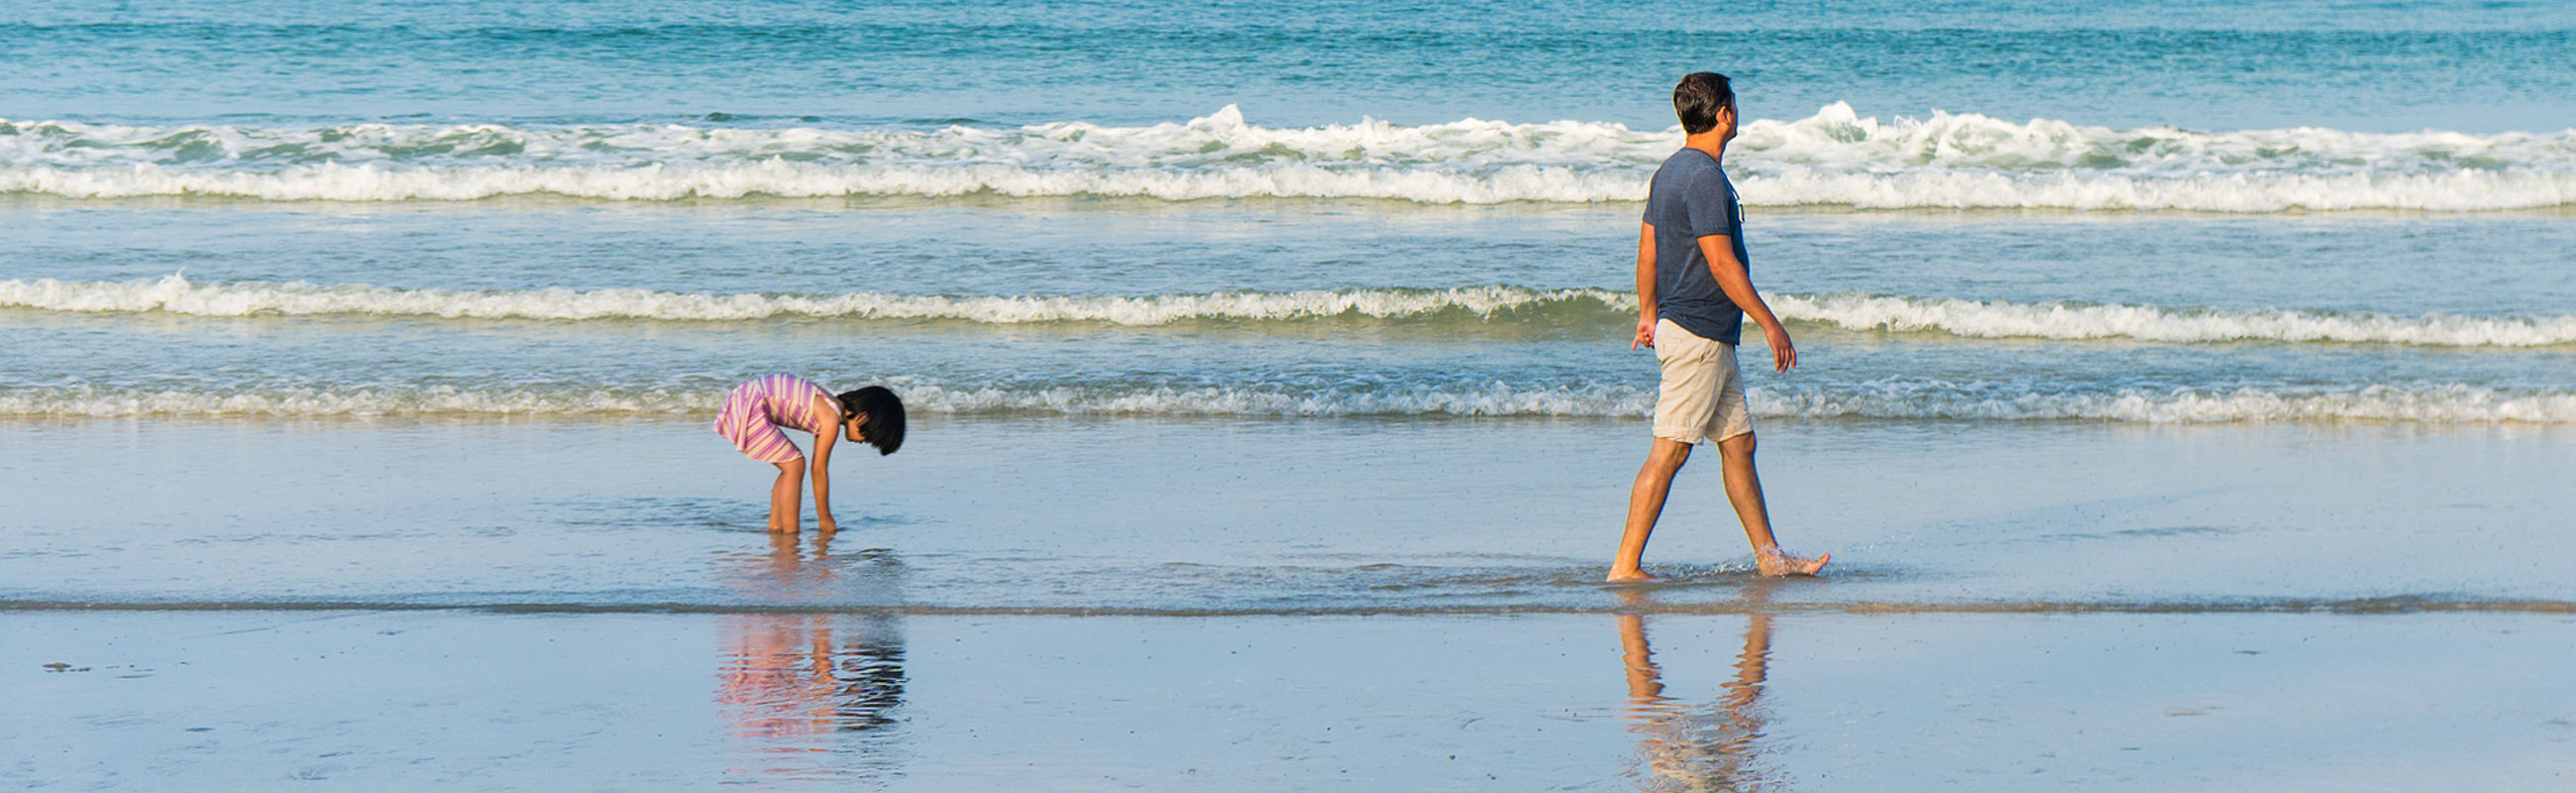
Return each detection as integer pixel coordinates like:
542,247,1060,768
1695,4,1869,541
1763,323,1797,373
1631,315,1657,350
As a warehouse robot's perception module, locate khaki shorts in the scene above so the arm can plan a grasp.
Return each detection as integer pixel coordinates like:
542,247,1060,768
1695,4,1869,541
1652,318,1754,445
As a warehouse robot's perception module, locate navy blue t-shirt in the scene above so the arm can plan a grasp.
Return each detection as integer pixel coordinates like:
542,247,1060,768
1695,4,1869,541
1642,148,1748,345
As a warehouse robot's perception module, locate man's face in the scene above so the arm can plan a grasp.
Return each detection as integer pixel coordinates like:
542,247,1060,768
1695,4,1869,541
1720,100,1739,143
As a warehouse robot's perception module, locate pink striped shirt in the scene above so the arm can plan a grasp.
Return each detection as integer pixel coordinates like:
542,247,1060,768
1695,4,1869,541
713,375,837,464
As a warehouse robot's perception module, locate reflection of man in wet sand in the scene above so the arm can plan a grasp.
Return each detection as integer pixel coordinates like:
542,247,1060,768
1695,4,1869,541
1612,71,1826,582
715,531,906,770
1618,593,1777,790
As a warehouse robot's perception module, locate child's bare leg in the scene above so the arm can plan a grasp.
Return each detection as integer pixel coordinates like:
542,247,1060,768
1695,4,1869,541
1610,438,1694,583
1715,432,1826,576
768,458,806,533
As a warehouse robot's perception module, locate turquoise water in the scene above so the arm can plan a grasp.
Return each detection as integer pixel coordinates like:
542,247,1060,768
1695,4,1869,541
8,1,2574,130
2,1,2570,461
3,0,2568,468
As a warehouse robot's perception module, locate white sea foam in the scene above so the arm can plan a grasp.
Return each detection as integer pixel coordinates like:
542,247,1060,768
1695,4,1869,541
8,275,2571,348
1774,293,2576,347
4,105,2570,209
0,386,716,418
0,275,1617,324
6,382,2569,423
1756,383,2576,424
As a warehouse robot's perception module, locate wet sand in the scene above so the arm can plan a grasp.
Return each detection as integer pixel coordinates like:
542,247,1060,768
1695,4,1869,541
7,609,2570,790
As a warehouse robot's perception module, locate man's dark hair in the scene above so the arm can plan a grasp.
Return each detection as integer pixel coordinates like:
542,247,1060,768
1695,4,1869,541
1672,72,1735,135
837,386,906,456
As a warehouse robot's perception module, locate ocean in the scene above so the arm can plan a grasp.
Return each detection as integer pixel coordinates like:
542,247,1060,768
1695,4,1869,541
5,0,2573,789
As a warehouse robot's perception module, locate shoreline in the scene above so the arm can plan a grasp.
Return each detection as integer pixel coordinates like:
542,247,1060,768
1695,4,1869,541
8,597,2573,617
5,416,2568,613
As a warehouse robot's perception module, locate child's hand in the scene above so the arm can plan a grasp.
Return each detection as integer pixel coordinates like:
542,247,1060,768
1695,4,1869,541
816,517,838,534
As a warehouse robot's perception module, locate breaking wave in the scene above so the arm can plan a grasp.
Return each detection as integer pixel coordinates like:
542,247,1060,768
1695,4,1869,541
1766,293,2576,347
6,382,2569,423
8,274,2572,348
4,104,2571,210
0,274,1622,325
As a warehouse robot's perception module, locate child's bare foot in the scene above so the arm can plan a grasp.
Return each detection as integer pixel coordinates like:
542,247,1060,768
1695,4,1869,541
1606,568,1663,584
1755,551,1829,577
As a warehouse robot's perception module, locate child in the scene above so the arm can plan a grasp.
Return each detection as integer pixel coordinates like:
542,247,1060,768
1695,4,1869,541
713,374,905,533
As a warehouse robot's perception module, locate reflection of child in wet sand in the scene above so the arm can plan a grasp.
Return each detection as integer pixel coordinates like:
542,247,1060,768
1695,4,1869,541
715,611,907,743
1612,71,1826,581
718,612,850,750
713,375,905,533
714,531,907,762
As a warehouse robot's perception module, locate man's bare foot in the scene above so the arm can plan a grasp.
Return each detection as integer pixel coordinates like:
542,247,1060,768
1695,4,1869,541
1606,568,1663,584
1755,551,1829,577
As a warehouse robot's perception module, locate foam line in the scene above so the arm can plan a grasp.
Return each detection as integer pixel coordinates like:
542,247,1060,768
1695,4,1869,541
4,382,2569,423
6,104,2571,209
8,275,2571,348
0,597,2563,617
0,275,1618,324
1773,293,2576,347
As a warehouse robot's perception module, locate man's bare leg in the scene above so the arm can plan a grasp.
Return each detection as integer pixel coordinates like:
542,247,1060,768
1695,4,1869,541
1610,438,1694,582
768,458,805,533
1715,432,1827,576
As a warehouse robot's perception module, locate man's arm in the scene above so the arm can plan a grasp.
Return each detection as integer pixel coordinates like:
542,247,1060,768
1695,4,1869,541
1632,222,1658,350
1696,235,1796,373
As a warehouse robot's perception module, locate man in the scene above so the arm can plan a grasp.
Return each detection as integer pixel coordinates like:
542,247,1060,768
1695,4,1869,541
1609,72,1828,582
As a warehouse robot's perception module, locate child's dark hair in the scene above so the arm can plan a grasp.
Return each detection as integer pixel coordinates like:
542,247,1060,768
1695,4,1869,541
837,386,906,456
1673,71,1735,135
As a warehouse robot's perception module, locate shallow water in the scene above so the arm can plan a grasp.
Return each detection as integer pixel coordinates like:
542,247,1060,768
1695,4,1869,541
5,199,2572,424
5,417,2567,613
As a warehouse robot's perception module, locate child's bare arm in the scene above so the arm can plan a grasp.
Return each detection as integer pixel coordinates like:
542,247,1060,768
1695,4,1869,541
810,402,838,532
